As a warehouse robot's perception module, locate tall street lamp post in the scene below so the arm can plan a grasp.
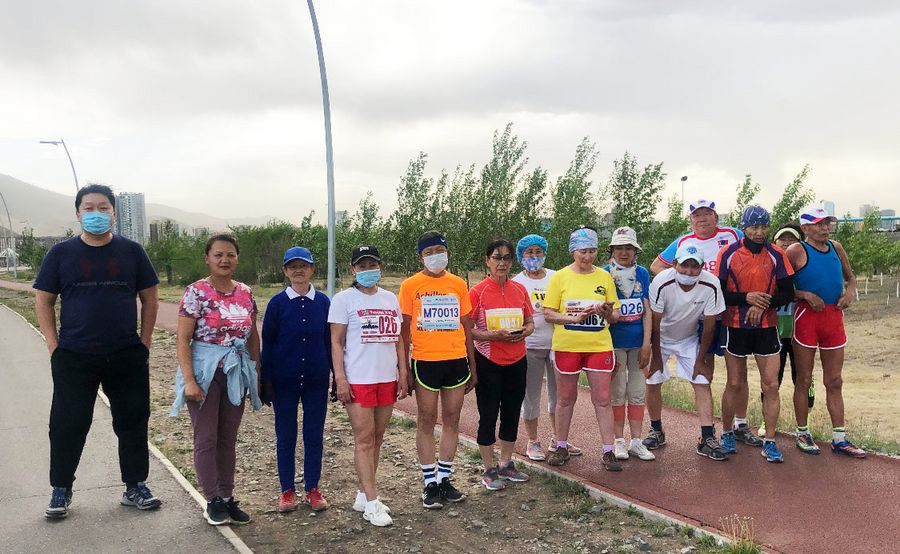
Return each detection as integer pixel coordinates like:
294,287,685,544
306,0,337,297
0,189,16,278
40,139,80,194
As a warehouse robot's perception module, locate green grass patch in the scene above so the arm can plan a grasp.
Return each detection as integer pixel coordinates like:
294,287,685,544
390,414,417,430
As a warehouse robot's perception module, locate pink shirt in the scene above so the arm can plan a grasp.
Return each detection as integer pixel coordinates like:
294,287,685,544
179,279,258,346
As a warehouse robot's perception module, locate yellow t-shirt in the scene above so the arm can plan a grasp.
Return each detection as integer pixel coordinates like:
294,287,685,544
398,271,472,362
544,266,620,353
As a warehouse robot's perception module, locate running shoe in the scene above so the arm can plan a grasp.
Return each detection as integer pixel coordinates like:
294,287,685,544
205,497,229,526
352,491,391,513
421,482,443,509
224,498,251,524
628,442,656,461
498,460,530,482
761,441,784,463
720,431,737,454
796,433,821,455
121,482,162,510
696,437,729,461
278,489,298,512
526,440,546,461
547,445,570,466
642,430,666,450
44,486,72,519
734,424,763,447
482,467,505,490
305,488,329,511
614,438,629,460
438,478,465,502
602,451,623,472
832,440,866,458
548,440,583,456
363,500,393,527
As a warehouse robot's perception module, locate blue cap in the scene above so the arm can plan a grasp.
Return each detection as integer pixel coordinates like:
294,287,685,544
740,205,771,229
283,246,314,265
516,234,548,262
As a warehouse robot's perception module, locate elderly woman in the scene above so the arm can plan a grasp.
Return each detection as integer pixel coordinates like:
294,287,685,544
543,226,622,471
172,234,262,526
261,247,333,513
329,245,408,527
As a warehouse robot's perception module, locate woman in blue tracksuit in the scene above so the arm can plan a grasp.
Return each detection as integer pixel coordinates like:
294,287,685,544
261,246,333,513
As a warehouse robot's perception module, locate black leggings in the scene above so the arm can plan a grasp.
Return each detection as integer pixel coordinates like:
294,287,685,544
474,351,527,446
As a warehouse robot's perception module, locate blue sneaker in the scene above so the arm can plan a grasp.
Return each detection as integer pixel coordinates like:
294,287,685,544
44,487,72,519
761,440,784,463
720,431,737,454
832,440,866,458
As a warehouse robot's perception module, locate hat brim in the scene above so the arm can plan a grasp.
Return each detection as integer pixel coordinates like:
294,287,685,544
675,255,704,265
284,256,314,265
608,238,642,251
351,254,382,264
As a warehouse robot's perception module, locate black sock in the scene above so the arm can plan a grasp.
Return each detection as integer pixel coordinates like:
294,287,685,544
701,425,715,440
126,482,137,490
651,419,663,433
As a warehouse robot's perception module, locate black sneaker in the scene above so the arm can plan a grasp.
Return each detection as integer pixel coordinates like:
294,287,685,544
421,482,443,510
121,482,162,510
205,496,230,525
438,477,465,503
643,430,666,450
696,436,729,461
734,424,763,447
44,487,72,519
224,498,251,525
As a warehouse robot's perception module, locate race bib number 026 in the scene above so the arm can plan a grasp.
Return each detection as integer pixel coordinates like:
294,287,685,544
420,295,461,331
563,299,606,332
485,308,524,331
618,298,643,323
358,309,400,343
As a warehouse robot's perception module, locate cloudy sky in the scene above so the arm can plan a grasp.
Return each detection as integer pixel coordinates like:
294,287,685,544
1,0,897,222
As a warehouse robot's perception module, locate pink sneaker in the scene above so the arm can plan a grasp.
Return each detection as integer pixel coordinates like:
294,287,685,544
305,488,329,511
278,489,298,513
526,441,546,461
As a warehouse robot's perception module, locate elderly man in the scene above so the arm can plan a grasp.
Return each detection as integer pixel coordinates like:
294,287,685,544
35,184,161,519
646,199,761,449
785,207,865,458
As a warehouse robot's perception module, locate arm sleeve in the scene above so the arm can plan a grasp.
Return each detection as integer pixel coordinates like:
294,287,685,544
769,275,795,310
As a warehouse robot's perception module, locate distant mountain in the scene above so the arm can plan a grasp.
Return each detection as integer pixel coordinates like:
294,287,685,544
0,173,278,236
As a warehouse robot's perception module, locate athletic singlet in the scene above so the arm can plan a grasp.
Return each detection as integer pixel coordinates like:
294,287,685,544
793,241,843,305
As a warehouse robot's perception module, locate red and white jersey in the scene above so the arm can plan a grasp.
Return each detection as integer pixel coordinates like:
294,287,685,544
657,227,743,275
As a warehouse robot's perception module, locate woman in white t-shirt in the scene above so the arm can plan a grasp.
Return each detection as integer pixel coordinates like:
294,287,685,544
512,234,583,462
328,245,409,527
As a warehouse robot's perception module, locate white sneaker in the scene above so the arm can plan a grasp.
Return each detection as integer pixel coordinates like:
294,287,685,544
628,441,656,461
354,491,391,513
363,501,393,527
614,438,630,460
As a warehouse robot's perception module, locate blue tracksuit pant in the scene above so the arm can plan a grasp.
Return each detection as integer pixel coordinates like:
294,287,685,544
272,373,328,493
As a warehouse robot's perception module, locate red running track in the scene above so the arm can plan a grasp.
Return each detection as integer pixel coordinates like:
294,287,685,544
3,279,897,554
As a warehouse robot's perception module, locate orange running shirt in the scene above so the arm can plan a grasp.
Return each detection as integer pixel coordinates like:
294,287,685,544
715,241,794,329
398,271,472,361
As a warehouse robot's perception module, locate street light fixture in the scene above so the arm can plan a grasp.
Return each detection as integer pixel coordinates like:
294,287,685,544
306,0,336,297
680,176,688,212
39,139,80,194
0,189,17,278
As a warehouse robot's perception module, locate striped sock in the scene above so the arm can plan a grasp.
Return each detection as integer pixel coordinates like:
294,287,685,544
832,427,846,443
437,460,453,482
420,463,437,486
797,425,810,435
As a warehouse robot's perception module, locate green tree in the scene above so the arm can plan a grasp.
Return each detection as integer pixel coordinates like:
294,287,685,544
770,165,815,230
145,219,182,285
15,227,49,272
546,138,600,269
726,174,761,228
644,196,689,267
604,151,667,240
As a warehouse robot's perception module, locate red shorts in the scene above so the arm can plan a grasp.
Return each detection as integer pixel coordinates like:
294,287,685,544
349,381,398,408
793,302,847,350
552,350,615,374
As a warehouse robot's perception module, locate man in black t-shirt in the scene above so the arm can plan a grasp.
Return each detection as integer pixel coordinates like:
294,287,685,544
34,184,161,519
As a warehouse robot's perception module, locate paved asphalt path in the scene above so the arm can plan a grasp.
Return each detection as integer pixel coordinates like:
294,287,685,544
0,300,234,553
3,279,899,553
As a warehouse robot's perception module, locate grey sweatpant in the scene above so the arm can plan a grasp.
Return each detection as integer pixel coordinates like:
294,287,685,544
521,348,557,421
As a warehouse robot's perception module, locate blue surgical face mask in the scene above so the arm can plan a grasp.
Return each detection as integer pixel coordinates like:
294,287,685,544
522,256,545,273
355,268,382,288
81,211,112,235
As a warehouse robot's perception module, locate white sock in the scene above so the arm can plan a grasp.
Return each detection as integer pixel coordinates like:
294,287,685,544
420,463,437,486
365,499,379,512
833,428,847,442
630,438,643,449
734,417,748,429
437,460,453,482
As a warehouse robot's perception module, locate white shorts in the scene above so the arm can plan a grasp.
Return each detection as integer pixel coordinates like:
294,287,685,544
645,339,710,386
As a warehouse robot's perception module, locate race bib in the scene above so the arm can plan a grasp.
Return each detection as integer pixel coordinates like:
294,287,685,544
420,294,461,331
618,298,644,323
358,308,400,343
530,289,546,311
485,307,524,331
563,299,606,332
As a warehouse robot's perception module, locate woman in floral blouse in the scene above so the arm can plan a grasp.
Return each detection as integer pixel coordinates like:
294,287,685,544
172,234,261,526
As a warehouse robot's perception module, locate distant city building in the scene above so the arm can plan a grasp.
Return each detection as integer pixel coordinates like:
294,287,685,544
115,192,147,244
335,210,349,226
880,209,897,231
820,200,835,216
859,203,877,218
192,226,210,238
149,218,180,243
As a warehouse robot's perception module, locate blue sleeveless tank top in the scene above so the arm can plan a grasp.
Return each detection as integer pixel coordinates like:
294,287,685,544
793,241,843,305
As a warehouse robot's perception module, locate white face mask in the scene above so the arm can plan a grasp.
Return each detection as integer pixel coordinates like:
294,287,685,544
423,252,449,273
675,272,701,287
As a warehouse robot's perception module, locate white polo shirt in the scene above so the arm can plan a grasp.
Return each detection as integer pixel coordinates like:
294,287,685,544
648,268,725,345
